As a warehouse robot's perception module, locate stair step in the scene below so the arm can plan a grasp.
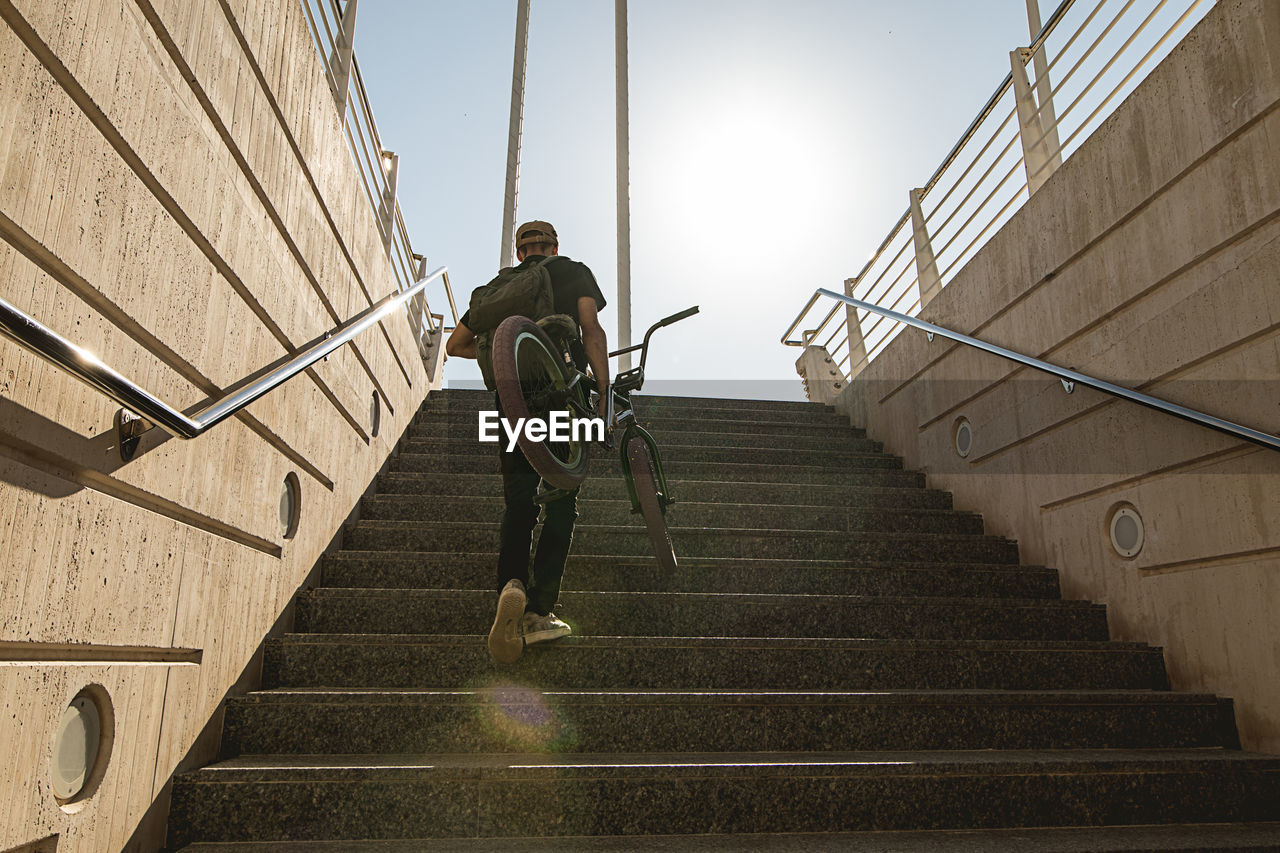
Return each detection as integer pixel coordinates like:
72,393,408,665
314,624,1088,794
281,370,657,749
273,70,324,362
263,635,1170,691
172,821,1280,853
401,438,900,470
628,394,836,414
166,749,1280,844
420,390,836,414
294,589,1106,641
320,552,1061,598
417,398,848,427
395,453,924,487
374,473,952,510
220,689,1235,756
359,495,984,535
413,412,865,437
340,521,1020,564
407,423,880,453
416,409,856,433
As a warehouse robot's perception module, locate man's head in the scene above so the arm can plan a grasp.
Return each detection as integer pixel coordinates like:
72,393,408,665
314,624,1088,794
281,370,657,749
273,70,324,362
515,220,558,261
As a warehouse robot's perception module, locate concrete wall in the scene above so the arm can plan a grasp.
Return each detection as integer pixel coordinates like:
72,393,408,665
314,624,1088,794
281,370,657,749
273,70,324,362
841,0,1280,753
0,0,441,850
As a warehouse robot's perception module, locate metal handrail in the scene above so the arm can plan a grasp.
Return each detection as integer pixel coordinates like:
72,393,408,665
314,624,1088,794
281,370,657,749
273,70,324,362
813,288,1280,453
0,267,447,448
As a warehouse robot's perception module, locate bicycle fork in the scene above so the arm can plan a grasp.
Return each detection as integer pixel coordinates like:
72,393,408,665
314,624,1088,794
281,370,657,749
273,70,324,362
619,424,674,516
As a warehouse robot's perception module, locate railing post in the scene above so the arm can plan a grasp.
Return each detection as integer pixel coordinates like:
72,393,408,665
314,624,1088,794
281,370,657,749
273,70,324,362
500,0,532,269
843,276,870,379
615,0,633,373
1011,47,1060,194
409,253,430,333
377,149,399,258
327,0,358,121
909,188,942,310
1025,0,1062,168
795,343,844,405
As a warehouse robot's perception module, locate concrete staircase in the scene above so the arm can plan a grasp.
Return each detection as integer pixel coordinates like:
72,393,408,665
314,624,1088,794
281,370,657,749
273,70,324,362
167,390,1280,850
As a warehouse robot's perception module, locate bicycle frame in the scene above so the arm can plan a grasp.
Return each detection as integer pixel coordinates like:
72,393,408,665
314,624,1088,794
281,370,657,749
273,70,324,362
539,306,698,513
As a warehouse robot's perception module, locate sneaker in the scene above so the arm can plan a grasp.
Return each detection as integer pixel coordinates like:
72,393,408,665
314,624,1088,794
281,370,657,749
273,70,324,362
487,579,527,663
521,611,571,645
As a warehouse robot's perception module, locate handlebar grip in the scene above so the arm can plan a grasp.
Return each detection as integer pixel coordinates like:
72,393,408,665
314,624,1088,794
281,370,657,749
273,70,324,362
657,305,699,328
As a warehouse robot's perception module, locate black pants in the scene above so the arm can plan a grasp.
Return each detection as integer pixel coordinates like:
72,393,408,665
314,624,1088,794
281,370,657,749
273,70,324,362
496,417,580,617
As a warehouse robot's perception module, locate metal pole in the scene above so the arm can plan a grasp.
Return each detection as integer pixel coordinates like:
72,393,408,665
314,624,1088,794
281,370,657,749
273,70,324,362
615,0,632,372
501,0,531,269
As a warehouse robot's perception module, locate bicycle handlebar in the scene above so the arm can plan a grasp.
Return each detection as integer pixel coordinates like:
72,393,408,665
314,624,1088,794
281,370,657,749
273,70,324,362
607,306,699,359
655,306,700,328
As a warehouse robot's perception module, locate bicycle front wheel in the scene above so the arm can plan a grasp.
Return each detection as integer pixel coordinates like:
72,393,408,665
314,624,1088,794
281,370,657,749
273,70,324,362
492,315,590,489
626,436,677,573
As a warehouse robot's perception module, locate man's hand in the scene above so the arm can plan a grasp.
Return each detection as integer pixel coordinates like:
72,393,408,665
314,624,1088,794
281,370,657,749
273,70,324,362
595,387,610,424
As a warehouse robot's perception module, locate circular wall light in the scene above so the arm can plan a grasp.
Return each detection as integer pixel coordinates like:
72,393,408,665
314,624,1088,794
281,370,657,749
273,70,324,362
370,392,381,439
280,472,301,540
51,685,114,810
1109,504,1145,558
953,417,973,459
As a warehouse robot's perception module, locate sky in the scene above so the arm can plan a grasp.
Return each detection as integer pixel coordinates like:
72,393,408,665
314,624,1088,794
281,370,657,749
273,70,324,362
350,2,1070,400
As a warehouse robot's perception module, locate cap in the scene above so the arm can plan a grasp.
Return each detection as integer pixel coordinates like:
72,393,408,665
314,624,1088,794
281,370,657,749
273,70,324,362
515,220,558,250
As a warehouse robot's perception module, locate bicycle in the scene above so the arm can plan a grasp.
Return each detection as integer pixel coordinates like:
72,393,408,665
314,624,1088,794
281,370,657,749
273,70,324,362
490,306,700,572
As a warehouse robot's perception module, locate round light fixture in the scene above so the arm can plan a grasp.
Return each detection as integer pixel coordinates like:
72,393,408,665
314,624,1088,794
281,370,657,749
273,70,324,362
280,472,301,540
953,417,973,458
1109,505,1145,558
51,686,113,808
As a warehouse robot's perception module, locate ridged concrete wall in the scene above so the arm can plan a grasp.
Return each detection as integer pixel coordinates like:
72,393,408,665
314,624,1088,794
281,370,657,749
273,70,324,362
842,0,1280,753
0,0,440,850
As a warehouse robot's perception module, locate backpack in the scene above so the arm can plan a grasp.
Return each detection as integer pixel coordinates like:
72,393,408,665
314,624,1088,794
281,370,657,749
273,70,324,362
467,255,569,390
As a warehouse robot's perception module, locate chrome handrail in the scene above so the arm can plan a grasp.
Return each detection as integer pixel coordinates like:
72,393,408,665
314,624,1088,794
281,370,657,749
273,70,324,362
814,287,1280,453
0,267,447,450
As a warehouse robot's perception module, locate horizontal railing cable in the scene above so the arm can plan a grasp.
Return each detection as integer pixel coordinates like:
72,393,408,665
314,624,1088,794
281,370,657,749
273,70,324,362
783,0,1210,381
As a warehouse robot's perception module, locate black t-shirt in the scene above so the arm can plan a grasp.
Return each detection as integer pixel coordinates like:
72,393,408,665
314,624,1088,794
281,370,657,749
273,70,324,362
460,254,606,329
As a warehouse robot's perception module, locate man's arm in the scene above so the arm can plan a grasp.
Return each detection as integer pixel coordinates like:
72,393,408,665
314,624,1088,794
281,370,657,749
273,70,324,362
578,296,609,395
445,321,478,359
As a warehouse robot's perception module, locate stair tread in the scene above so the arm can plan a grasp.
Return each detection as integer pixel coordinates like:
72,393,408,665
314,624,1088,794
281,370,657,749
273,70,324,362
323,550,1052,573
184,748,1280,781
174,822,1280,852
366,495,971,513
273,633,1151,650
303,588,1093,608
233,687,1215,705
348,519,1006,539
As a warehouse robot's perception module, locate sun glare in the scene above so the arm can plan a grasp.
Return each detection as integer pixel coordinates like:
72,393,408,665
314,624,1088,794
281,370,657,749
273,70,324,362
653,86,831,253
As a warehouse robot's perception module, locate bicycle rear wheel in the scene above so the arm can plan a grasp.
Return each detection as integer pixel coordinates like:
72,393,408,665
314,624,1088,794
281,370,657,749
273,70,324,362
492,315,590,489
626,436,677,573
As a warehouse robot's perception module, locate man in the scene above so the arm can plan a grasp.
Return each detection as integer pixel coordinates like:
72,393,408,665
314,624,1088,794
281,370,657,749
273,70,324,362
445,220,609,663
